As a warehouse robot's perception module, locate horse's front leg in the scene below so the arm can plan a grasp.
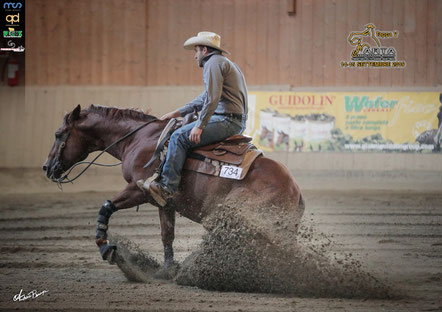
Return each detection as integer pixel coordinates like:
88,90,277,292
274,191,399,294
95,183,145,261
158,208,176,268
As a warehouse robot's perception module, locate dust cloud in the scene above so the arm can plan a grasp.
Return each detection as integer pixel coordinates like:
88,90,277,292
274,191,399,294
175,204,392,298
111,202,393,298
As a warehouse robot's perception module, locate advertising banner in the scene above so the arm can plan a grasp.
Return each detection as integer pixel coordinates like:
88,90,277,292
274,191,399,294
245,92,441,153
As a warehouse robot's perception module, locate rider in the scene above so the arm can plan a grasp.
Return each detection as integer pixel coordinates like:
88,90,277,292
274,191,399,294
141,31,248,207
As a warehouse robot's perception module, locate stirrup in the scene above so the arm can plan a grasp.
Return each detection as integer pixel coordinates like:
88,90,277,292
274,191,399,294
136,172,159,192
149,181,171,207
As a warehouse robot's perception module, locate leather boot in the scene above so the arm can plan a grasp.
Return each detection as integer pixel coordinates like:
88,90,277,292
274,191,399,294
149,181,173,207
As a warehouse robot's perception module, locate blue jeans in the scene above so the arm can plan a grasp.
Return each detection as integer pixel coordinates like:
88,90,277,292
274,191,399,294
160,114,245,193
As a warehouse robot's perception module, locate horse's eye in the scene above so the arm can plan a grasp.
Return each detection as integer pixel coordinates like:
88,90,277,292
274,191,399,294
55,132,62,139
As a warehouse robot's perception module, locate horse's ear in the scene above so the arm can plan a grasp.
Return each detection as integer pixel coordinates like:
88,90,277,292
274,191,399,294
68,105,81,123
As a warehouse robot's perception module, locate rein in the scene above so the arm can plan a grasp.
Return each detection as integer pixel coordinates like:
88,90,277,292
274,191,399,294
53,118,158,186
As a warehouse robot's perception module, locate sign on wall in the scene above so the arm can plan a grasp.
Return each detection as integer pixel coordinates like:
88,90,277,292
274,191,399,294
245,92,441,153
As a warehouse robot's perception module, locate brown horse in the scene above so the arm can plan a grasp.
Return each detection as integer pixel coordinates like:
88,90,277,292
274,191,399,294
43,104,304,271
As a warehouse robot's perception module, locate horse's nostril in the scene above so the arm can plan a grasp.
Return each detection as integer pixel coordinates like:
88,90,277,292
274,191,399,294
42,165,48,172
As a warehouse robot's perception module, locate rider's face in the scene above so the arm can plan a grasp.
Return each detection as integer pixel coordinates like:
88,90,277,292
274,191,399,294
194,46,207,68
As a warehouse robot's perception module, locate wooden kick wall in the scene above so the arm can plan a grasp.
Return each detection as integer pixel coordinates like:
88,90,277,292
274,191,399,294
25,0,442,87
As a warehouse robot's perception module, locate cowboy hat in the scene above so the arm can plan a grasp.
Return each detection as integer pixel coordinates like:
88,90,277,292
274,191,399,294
183,31,230,54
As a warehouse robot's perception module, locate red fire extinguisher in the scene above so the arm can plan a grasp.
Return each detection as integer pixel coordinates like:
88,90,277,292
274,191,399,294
7,57,19,86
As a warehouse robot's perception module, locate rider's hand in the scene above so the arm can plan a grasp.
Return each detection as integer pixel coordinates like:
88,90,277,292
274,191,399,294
160,110,181,120
189,126,203,144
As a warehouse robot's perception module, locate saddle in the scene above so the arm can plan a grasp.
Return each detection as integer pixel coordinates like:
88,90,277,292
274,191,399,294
191,135,253,164
184,135,262,179
144,115,262,181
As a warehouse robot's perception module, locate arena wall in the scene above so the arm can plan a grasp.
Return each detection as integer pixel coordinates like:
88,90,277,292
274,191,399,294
1,85,441,193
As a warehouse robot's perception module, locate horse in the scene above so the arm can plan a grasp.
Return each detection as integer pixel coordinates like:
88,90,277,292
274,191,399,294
415,128,441,151
275,131,290,151
43,104,305,274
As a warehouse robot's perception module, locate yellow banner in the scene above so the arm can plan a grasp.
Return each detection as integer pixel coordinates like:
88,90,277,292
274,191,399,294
245,92,441,152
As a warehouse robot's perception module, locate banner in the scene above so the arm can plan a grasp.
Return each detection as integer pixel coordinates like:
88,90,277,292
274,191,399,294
245,92,441,153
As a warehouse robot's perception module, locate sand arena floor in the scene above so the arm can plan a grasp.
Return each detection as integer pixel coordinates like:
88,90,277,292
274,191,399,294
0,190,441,311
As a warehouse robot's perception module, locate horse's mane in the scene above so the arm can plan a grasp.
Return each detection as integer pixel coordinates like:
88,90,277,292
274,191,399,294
85,104,157,122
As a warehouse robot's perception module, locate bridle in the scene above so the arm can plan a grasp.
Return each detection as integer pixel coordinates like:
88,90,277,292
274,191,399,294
52,118,158,187
54,131,70,170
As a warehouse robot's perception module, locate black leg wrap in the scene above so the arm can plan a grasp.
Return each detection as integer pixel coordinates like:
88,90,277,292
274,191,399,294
96,200,118,239
99,200,118,218
95,201,118,261
96,223,108,239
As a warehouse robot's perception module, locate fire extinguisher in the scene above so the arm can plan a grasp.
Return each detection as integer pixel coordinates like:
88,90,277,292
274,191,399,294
7,57,19,86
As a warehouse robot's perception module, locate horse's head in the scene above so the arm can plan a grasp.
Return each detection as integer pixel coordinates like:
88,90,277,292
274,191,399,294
43,105,90,180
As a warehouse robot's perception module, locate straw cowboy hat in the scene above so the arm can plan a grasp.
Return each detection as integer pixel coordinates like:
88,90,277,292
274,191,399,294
183,31,230,54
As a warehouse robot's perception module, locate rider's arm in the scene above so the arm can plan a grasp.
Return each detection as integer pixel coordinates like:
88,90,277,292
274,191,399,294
178,91,207,117
160,110,181,120
194,61,224,130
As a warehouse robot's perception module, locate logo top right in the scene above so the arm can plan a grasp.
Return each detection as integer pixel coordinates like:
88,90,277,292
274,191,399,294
341,24,406,68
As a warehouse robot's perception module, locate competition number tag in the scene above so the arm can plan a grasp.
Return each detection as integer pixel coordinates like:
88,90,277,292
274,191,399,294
220,165,243,180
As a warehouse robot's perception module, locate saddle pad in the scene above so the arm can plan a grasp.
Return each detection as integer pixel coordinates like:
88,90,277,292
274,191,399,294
183,149,263,180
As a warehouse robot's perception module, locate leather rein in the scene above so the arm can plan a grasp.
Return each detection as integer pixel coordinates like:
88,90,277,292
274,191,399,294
52,118,158,186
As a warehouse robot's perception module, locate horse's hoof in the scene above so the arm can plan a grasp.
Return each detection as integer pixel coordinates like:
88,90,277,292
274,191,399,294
99,243,117,261
106,247,117,265
153,262,180,280
153,268,173,280
165,259,180,269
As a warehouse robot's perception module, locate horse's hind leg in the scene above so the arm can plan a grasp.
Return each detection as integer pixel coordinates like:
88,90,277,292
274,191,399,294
158,208,176,267
151,207,180,280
